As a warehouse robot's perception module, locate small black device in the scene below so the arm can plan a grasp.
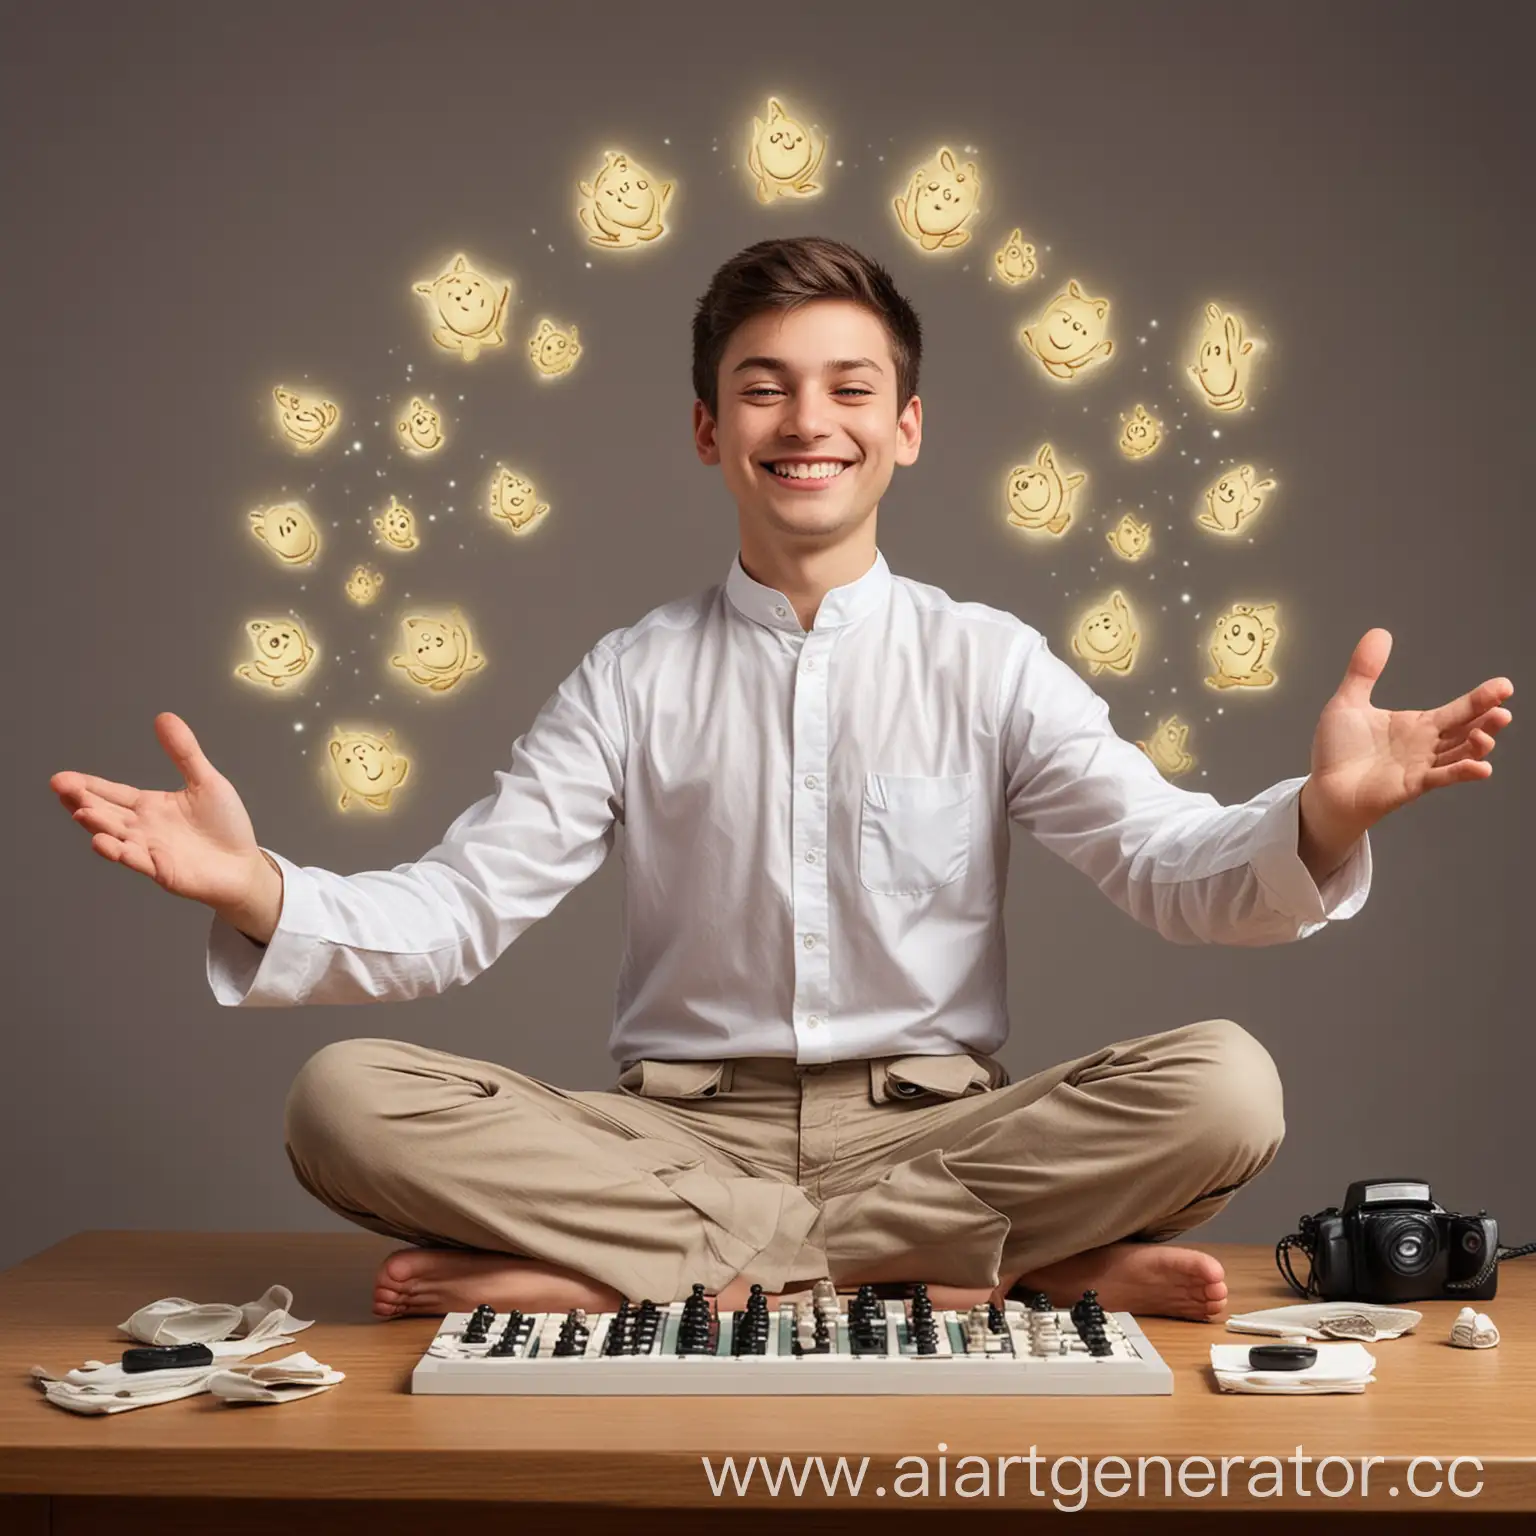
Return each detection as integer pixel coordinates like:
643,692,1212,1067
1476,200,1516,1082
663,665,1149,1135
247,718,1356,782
1276,1179,1522,1303
1248,1344,1317,1371
121,1342,215,1373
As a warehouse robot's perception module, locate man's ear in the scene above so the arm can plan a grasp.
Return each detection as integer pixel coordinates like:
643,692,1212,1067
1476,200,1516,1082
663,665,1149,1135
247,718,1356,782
895,393,922,466
692,398,721,465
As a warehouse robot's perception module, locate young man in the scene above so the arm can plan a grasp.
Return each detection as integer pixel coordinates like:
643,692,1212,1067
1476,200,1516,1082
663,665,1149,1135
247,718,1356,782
53,237,1513,1324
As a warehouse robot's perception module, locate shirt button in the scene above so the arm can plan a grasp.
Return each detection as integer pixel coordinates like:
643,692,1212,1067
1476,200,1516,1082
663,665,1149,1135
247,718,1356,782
774,605,788,618
805,849,817,864
806,1015,823,1029
804,775,818,790
803,934,817,949
804,659,817,672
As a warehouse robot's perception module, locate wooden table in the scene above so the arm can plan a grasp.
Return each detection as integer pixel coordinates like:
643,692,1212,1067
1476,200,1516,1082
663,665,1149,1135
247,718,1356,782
1,1231,1532,1530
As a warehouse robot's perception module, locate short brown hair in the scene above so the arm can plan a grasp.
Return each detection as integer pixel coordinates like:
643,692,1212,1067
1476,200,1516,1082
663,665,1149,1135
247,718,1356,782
691,236,922,418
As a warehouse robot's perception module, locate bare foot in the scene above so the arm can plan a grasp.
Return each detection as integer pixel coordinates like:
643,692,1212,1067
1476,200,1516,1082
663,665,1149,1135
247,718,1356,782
373,1248,780,1320
1003,1242,1228,1322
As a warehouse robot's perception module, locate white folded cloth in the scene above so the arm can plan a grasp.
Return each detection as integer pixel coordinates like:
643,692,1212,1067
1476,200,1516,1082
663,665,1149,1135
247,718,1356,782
1449,1306,1499,1349
1211,1341,1377,1394
208,1350,345,1404
1224,1302,1421,1341
32,1284,337,1415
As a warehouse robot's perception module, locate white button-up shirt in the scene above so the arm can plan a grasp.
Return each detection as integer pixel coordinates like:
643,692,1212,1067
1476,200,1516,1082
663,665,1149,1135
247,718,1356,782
208,548,1371,1065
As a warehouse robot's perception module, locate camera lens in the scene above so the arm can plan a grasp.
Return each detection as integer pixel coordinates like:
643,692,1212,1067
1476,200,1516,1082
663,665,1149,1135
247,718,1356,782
1462,1229,1484,1255
1380,1214,1438,1277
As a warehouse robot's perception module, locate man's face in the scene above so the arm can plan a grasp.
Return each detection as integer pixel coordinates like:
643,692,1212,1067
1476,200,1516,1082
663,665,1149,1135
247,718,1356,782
693,299,921,548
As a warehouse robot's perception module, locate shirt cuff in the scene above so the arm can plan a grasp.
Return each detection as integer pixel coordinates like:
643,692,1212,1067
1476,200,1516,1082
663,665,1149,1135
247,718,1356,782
1248,781,1373,928
204,848,317,1006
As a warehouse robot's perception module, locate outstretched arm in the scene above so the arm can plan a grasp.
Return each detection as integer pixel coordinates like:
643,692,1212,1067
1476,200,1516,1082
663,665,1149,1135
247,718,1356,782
1297,629,1514,883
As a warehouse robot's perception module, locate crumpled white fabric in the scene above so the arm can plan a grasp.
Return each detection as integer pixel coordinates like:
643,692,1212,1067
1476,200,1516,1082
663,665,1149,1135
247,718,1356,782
1224,1302,1421,1342
1449,1306,1499,1349
208,1350,345,1404
1211,1341,1377,1394
31,1284,336,1415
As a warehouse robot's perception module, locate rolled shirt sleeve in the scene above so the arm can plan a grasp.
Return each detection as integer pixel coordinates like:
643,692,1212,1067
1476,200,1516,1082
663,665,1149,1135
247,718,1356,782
1000,626,1372,945
206,632,629,1006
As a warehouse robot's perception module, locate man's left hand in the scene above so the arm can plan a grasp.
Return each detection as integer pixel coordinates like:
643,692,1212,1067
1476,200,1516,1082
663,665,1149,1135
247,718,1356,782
1303,628,1513,852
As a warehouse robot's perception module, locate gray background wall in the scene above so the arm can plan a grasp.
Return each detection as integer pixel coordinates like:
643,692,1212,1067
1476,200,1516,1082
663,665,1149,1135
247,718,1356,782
6,0,1533,1276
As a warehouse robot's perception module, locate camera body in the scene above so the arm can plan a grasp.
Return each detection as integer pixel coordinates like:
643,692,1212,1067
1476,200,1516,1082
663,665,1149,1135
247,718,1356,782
1304,1179,1498,1302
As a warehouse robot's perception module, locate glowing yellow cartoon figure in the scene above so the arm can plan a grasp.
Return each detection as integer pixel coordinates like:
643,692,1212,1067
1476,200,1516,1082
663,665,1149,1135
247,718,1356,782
412,253,511,362
993,228,1038,285
488,466,549,535
373,499,419,551
1106,512,1152,561
746,96,826,202
1206,603,1280,690
396,398,443,455
234,618,317,691
248,502,321,566
1070,590,1140,676
892,146,981,253
328,728,410,812
578,150,673,249
345,566,384,606
1019,279,1115,381
390,609,487,694
1118,403,1163,459
1197,465,1278,536
1004,444,1085,536
528,319,582,378
1189,302,1257,412
1136,715,1195,777
272,386,339,451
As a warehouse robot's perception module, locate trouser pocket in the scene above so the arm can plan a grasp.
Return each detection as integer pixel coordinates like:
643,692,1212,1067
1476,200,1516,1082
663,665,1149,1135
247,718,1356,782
870,1053,1009,1104
617,1059,734,1100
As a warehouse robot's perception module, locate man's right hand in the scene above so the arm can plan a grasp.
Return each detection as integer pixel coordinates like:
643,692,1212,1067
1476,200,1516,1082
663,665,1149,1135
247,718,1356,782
52,712,279,929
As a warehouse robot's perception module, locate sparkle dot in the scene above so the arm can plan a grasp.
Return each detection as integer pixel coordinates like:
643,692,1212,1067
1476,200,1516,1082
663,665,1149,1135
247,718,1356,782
293,721,305,732
1150,319,1158,328
1181,593,1191,603
1212,429,1221,438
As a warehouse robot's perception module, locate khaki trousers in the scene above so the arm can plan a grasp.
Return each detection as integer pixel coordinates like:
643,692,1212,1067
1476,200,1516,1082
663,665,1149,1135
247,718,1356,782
283,1018,1284,1305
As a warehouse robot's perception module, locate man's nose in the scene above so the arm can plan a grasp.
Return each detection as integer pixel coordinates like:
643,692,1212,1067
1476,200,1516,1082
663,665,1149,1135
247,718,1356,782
781,391,831,440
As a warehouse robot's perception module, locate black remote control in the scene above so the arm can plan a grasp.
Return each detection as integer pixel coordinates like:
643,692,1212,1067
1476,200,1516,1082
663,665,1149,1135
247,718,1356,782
121,1343,215,1373
1248,1343,1318,1371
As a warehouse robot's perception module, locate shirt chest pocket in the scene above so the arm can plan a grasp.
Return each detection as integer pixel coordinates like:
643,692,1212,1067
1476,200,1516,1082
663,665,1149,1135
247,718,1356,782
858,770,973,896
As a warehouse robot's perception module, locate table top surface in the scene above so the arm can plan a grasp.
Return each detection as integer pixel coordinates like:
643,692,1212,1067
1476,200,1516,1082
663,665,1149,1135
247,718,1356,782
2,1231,1532,1507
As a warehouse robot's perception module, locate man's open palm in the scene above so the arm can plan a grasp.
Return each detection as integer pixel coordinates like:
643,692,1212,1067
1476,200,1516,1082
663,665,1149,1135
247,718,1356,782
51,712,263,910
1308,629,1514,829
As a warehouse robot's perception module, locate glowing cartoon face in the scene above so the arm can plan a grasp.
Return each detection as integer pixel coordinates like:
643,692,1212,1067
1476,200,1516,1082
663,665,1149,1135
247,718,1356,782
1197,465,1277,535
1206,602,1280,690
893,147,981,252
1020,280,1115,381
412,253,511,362
529,319,582,378
235,618,317,691
273,386,339,451
1070,590,1140,675
488,466,549,534
1118,403,1163,459
992,228,1038,285
1136,715,1195,778
747,96,826,202
1004,443,1086,536
1106,512,1152,561
248,503,321,566
373,500,419,551
345,566,384,606
396,398,443,455
578,151,673,249
390,611,487,694
327,728,410,812
1190,302,1257,411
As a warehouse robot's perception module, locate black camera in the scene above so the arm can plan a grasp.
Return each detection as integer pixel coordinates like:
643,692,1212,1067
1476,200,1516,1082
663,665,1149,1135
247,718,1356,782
1278,1179,1499,1302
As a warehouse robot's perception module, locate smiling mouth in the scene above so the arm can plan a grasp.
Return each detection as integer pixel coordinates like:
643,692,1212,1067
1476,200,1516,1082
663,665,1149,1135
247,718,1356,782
761,460,854,484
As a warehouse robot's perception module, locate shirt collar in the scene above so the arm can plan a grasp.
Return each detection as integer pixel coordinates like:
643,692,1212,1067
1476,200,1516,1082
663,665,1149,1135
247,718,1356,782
725,548,892,634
